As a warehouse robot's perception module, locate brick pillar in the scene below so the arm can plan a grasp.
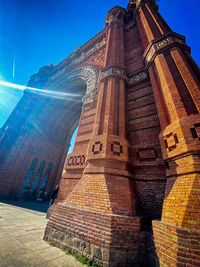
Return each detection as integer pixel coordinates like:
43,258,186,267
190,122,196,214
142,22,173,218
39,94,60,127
135,0,200,265
132,0,171,49
44,6,145,267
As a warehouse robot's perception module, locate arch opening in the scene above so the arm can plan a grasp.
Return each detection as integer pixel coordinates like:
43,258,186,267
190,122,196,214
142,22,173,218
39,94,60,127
44,66,98,199
49,66,98,202
0,66,98,200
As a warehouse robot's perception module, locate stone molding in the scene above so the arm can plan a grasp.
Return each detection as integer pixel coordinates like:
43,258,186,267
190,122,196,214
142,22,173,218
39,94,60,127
69,38,106,66
101,67,148,85
48,66,99,106
28,31,106,87
105,7,126,27
101,66,126,80
53,34,106,76
127,70,148,85
144,33,188,66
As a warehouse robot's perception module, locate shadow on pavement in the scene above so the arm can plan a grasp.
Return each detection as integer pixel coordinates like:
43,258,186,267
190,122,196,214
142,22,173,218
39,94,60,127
0,200,49,213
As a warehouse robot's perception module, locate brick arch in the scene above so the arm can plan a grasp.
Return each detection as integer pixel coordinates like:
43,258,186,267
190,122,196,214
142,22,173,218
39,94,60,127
63,66,98,95
49,65,99,109
41,67,100,197
50,65,98,96
47,66,99,203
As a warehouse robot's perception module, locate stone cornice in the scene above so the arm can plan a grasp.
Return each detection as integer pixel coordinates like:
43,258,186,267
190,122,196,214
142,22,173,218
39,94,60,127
101,66,126,81
105,5,126,28
47,33,106,83
101,66,148,85
127,70,148,85
27,30,106,88
143,32,190,68
55,30,106,71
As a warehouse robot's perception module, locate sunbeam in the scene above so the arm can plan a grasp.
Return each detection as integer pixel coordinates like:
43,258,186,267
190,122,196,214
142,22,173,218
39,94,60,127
0,80,82,100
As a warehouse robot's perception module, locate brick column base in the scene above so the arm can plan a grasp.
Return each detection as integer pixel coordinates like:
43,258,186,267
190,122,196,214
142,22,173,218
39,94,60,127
44,204,147,266
153,220,200,266
46,203,55,219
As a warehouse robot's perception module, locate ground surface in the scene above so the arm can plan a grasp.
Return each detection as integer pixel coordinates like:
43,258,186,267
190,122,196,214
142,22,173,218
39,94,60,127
0,201,83,267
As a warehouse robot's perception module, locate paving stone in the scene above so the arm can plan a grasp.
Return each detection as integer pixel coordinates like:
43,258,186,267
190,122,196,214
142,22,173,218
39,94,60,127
24,240,50,251
40,255,84,267
36,246,66,261
0,201,83,267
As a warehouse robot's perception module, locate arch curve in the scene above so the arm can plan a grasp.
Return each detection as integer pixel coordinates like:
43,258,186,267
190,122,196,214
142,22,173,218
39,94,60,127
66,66,98,94
51,65,99,105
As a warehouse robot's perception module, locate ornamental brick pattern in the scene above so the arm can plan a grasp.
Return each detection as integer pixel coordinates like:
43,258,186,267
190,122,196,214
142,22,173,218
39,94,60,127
0,0,200,266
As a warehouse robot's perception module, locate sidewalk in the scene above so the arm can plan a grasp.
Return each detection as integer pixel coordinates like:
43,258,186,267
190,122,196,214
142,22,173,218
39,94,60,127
0,201,83,267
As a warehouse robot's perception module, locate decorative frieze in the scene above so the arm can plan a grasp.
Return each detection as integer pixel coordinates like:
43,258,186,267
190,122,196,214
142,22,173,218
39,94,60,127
145,35,186,63
70,38,106,66
67,155,85,166
127,71,148,85
101,66,126,80
101,67,148,85
156,38,170,49
50,36,106,81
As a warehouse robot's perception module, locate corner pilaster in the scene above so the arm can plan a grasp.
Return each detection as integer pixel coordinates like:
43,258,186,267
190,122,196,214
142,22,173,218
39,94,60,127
134,1,200,265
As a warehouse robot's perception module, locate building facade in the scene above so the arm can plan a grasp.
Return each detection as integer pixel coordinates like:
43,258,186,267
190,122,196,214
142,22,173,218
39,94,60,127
0,0,200,265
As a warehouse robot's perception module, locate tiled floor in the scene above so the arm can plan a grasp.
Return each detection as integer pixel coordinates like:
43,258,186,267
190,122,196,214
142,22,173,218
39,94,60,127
0,201,83,267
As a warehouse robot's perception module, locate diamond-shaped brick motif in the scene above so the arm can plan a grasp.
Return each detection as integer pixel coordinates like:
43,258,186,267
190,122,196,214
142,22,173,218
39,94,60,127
67,155,85,166
191,123,200,140
92,142,103,155
165,132,179,152
68,156,74,166
111,142,123,156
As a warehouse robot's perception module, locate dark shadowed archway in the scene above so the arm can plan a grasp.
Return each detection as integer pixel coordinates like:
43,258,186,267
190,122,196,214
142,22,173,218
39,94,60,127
0,66,98,199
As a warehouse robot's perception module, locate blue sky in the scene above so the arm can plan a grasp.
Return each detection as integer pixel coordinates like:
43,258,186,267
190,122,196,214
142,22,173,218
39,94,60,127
0,0,199,130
